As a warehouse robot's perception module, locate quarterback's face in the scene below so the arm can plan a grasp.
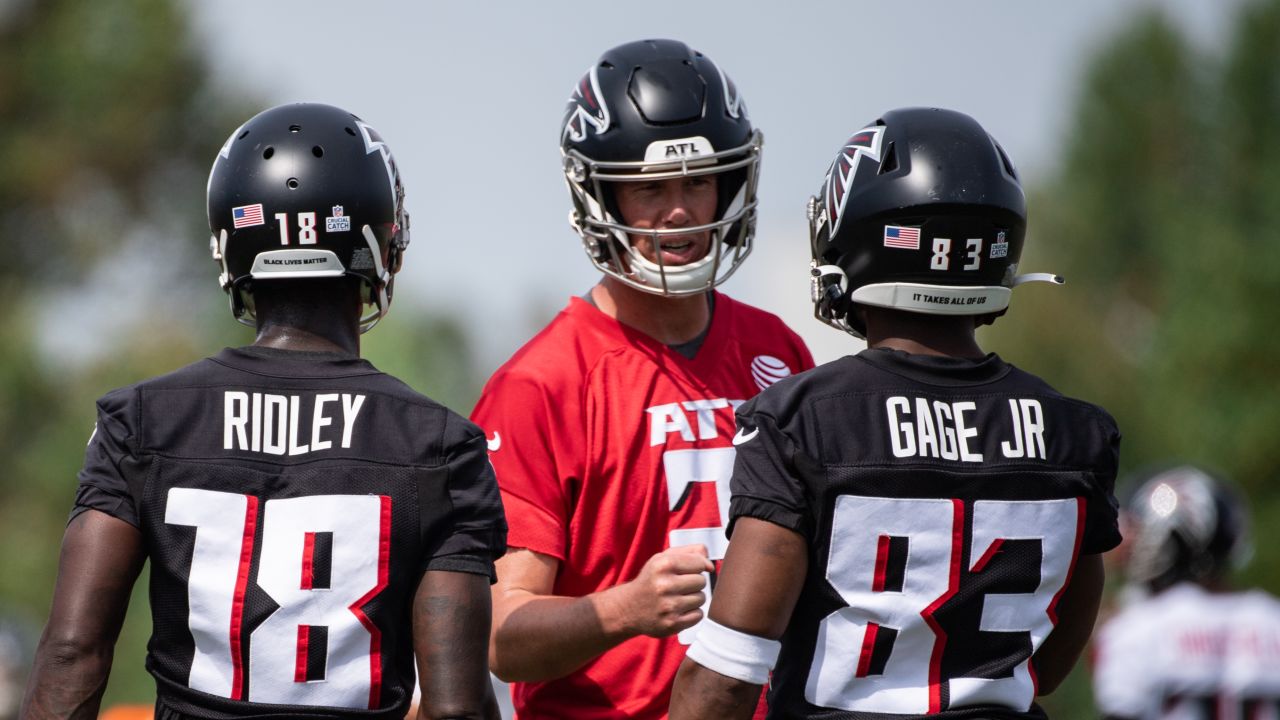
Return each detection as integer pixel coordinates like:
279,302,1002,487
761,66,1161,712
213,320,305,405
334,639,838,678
613,174,718,267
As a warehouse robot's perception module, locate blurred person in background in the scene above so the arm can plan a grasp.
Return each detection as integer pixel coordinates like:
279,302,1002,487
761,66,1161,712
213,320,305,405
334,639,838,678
472,38,813,719
0,614,33,720
670,107,1121,719
1092,465,1280,719
20,103,506,720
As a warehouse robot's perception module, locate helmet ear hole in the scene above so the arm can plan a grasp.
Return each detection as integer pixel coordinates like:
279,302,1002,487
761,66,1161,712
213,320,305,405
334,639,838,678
995,142,1018,180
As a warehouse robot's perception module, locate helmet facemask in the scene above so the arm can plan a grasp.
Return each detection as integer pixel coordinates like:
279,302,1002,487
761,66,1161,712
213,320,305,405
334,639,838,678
564,129,762,296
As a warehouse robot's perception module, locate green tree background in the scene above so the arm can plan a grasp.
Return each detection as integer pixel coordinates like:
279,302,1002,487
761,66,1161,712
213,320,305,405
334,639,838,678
987,2,1280,714
2,0,1278,717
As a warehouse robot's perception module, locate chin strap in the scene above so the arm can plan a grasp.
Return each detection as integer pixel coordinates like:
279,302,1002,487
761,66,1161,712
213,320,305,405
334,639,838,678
1012,272,1065,287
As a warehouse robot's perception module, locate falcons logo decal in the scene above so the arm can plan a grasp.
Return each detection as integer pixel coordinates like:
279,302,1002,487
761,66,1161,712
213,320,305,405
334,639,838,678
715,63,746,120
355,119,404,215
563,64,611,142
823,125,885,239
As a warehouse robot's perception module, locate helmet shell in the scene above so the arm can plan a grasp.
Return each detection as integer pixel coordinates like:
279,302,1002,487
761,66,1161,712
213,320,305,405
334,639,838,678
207,102,409,331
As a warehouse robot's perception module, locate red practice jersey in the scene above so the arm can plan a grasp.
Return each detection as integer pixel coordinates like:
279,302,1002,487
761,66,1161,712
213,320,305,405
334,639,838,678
471,293,814,720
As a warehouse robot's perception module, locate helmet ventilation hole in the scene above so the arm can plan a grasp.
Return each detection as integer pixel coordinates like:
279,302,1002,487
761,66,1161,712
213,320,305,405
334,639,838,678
878,142,898,175
263,147,274,159
289,124,301,133
344,126,356,136
600,61,614,69
312,146,324,158
996,144,1018,180
287,177,299,189
237,130,250,140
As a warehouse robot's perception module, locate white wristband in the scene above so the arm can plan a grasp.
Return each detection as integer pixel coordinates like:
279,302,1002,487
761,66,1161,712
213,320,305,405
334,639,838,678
684,619,781,685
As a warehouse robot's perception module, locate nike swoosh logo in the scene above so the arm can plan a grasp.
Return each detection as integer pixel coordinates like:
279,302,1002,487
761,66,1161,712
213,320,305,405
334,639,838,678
732,427,759,446
487,432,501,452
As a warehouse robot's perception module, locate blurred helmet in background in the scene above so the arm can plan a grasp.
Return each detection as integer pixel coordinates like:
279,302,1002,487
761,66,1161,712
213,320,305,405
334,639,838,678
1125,464,1251,592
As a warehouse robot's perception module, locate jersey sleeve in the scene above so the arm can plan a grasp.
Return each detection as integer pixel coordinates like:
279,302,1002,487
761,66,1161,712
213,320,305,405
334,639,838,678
727,402,812,541
71,389,142,527
469,369,577,561
1082,410,1123,554
422,414,508,579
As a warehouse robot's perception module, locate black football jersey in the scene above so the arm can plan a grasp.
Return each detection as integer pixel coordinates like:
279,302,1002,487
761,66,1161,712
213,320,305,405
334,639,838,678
73,346,507,720
728,348,1120,720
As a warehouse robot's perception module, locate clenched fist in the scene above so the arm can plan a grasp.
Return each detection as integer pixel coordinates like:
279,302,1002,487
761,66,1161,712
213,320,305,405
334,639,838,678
611,545,715,638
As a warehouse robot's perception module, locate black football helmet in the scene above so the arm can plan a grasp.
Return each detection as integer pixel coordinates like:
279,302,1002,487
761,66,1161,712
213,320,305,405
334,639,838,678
207,102,410,332
561,39,762,295
807,107,1062,338
1126,465,1252,592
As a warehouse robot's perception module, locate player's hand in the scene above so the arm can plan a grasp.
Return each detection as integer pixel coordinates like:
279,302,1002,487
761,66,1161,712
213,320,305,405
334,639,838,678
614,544,714,638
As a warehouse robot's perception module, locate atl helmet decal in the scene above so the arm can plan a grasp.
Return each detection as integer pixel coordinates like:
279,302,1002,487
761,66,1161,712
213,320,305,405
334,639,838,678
716,62,745,120
823,125,886,240
563,64,611,142
355,119,402,224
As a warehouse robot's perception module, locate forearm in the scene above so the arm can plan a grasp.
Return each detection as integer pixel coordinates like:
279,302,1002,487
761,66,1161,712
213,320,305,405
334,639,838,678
669,659,760,720
415,571,499,720
491,584,633,682
21,636,115,720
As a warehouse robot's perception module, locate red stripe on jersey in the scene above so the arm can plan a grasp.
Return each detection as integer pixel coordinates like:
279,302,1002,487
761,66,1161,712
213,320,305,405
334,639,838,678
295,625,310,683
349,495,391,709
971,538,1005,573
872,535,891,592
922,499,964,713
301,532,316,590
856,622,880,678
230,495,259,701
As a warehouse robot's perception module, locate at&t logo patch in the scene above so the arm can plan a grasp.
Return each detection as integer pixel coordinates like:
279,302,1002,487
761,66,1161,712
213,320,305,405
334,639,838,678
750,355,792,390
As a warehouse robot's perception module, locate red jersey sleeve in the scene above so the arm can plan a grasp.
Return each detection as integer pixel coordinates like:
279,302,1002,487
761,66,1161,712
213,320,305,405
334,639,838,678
470,367,582,561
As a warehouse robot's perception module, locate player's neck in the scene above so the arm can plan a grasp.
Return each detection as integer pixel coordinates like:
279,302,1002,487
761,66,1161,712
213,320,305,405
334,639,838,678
865,310,985,359
253,318,360,356
591,278,711,346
